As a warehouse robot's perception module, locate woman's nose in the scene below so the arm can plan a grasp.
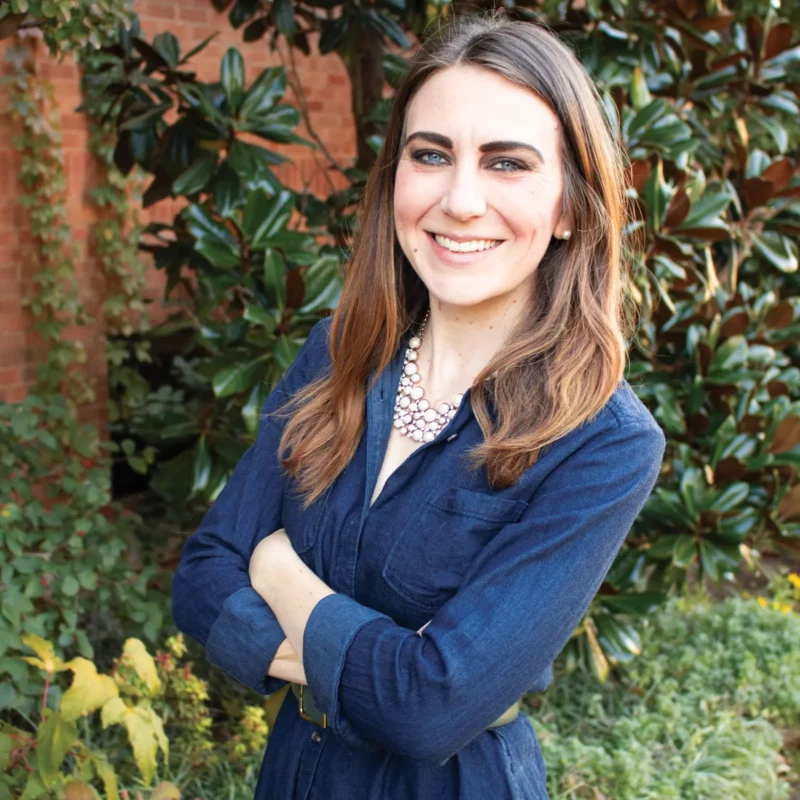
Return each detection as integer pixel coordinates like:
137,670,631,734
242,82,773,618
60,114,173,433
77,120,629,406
440,166,487,220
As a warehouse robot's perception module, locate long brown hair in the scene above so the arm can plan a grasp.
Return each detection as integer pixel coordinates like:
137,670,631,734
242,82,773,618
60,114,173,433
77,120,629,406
275,12,633,507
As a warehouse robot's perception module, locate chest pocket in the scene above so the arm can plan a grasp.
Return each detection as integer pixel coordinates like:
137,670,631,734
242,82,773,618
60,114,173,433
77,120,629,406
382,486,528,613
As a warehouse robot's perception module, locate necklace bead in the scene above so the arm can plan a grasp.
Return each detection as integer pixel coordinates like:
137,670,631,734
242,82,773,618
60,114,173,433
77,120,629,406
393,309,466,444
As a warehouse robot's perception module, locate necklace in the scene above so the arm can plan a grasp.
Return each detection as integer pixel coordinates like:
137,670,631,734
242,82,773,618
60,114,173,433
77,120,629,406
392,309,466,443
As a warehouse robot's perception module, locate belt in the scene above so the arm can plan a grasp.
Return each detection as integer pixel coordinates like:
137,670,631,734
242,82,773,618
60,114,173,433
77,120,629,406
290,683,520,730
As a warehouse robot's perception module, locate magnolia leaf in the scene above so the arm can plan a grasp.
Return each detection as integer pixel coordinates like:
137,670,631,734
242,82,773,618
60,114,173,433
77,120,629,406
61,658,119,722
37,709,77,788
122,639,161,695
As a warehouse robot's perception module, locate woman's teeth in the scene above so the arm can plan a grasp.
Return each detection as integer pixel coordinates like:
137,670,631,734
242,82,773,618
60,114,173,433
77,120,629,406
433,234,501,253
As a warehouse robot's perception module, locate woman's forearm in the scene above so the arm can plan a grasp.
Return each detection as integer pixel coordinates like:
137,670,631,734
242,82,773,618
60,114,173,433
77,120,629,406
268,638,307,684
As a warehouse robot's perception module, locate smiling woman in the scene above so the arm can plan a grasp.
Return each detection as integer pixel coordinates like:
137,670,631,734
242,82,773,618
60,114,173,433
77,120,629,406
172,11,665,800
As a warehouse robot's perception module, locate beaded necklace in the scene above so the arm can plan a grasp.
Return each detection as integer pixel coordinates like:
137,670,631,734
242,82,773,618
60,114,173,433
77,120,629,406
392,309,466,443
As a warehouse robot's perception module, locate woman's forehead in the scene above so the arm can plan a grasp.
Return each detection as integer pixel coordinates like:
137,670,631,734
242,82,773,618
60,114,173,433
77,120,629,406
404,65,561,155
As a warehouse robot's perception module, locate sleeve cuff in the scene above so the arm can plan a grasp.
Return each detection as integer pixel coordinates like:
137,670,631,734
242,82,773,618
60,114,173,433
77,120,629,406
205,586,288,695
303,593,390,729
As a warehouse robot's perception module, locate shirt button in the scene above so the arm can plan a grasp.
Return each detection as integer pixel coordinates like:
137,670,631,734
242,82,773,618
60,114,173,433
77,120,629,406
311,730,322,743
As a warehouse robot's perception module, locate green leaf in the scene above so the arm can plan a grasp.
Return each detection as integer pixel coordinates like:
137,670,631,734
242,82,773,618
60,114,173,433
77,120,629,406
37,710,77,788
60,658,119,722
212,160,245,218
61,575,80,597
19,773,48,800
709,482,749,513
248,190,295,248
674,191,732,231
221,47,245,113
273,335,301,371
263,249,286,310
240,66,287,120
184,204,241,268
172,151,218,196
299,255,342,313
751,231,798,273
213,358,266,398
272,0,296,36
191,436,212,496
244,304,278,331
698,540,740,582
151,782,181,800
667,535,695,568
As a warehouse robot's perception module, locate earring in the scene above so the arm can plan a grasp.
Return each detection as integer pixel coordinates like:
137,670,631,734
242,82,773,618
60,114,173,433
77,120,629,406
561,231,571,240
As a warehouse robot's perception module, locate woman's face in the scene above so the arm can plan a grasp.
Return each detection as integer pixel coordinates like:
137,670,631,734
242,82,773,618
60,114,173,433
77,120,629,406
394,64,571,311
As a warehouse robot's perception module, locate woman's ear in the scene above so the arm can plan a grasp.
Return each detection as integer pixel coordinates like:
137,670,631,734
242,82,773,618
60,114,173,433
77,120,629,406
553,214,573,241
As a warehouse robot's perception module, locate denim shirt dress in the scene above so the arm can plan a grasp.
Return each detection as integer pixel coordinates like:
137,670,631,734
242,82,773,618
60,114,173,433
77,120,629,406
173,315,666,800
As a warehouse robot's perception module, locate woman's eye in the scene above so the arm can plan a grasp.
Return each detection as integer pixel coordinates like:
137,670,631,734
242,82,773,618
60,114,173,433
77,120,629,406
491,158,528,173
411,150,448,166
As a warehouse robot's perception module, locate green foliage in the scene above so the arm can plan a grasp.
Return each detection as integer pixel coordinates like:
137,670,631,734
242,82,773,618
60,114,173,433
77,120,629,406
0,44,164,723
1,633,271,798
0,0,132,55
531,593,800,799
85,18,343,510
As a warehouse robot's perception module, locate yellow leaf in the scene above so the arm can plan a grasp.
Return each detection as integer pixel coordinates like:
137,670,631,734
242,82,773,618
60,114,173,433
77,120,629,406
63,780,95,800
36,709,77,789
20,634,67,673
88,750,119,800
585,619,610,683
101,697,128,729
61,658,120,722
150,781,181,800
122,639,161,695
125,705,159,786
144,701,169,760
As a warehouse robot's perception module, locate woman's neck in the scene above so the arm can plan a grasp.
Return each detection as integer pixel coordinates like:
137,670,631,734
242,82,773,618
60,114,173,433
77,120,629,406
415,296,523,405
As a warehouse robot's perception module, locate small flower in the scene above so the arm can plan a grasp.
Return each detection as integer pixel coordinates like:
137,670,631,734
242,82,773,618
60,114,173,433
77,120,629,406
788,573,800,589
779,603,793,615
757,596,768,609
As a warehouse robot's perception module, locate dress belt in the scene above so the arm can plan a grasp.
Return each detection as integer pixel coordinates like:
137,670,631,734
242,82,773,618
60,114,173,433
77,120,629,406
290,682,520,730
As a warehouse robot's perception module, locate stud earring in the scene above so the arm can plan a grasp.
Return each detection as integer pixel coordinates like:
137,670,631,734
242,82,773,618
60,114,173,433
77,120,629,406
561,230,571,240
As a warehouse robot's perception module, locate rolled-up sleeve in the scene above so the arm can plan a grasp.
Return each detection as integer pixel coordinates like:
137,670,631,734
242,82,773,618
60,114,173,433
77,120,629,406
302,412,666,762
172,318,331,695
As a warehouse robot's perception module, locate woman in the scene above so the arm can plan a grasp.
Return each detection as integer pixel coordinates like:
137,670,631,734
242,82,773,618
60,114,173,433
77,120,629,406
173,12,665,800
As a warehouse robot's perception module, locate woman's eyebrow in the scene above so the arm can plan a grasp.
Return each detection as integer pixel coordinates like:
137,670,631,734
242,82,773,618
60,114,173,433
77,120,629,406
403,131,545,163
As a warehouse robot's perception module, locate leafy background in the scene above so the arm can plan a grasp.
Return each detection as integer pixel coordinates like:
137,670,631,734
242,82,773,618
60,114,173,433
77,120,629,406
0,0,799,797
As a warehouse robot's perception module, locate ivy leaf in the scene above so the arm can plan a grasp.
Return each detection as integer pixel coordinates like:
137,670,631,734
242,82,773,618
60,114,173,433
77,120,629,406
60,658,120,722
37,710,77,788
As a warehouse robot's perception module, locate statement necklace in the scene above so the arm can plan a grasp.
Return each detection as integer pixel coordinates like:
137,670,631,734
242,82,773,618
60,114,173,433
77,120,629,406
392,310,465,443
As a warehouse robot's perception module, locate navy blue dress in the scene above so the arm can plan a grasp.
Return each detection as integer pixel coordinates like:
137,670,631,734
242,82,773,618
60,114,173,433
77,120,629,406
173,316,666,799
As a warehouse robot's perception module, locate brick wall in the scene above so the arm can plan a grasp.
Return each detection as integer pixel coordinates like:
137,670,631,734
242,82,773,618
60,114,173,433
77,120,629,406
0,0,355,426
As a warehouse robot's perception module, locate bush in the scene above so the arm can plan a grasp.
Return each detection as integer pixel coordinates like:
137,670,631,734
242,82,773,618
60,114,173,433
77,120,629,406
530,594,800,799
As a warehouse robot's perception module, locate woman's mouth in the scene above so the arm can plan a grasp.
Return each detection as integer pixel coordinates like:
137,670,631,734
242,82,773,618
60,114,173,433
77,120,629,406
426,231,504,262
